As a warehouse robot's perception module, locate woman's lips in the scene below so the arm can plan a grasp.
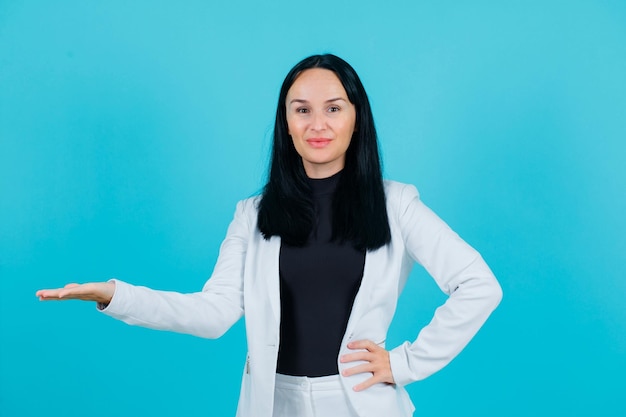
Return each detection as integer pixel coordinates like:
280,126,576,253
306,138,332,148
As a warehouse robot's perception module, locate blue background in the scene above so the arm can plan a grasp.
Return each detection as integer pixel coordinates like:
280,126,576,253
1,1,625,416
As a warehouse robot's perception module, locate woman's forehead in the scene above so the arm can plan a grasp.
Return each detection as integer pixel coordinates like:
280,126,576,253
287,69,348,101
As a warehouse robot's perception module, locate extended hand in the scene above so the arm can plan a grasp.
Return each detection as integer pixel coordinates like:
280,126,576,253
36,282,115,305
340,339,395,391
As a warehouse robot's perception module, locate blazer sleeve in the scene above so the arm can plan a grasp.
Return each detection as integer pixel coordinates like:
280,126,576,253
388,184,502,386
97,199,252,339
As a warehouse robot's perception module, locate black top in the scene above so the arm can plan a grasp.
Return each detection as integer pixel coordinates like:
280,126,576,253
276,171,366,377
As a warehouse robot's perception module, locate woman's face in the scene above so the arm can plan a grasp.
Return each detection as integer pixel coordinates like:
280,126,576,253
286,68,356,179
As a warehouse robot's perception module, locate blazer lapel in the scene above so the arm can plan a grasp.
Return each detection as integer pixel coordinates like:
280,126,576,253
259,236,281,326
343,246,388,338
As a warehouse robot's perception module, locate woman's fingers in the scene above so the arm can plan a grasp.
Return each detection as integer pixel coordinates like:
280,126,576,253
352,374,383,392
36,282,115,304
340,350,375,364
58,283,92,298
340,362,372,377
63,283,81,289
37,287,74,299
340,339,395,391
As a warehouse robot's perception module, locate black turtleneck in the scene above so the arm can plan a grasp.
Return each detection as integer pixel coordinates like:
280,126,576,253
276,171,366,377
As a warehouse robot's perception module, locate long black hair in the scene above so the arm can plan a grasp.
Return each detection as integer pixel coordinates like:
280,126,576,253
257,54,391,251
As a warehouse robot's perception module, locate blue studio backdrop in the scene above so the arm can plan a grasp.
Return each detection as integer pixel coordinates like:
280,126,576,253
1,1,625,416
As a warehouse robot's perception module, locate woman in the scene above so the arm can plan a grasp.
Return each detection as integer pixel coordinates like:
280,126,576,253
37,54,502,417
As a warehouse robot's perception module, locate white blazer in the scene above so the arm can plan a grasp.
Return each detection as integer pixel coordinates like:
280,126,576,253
101,181,502,417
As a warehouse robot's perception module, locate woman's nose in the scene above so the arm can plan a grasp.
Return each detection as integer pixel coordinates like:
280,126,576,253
310,111,326,131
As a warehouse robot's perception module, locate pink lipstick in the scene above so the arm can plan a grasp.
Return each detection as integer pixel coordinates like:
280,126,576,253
306,138,332,148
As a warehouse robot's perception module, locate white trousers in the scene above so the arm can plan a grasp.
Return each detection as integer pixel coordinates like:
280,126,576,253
273,373,359,417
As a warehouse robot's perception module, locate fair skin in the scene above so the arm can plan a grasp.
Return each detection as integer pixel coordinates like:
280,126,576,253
36,68,395,391
286,68,356,179
37,282,115,304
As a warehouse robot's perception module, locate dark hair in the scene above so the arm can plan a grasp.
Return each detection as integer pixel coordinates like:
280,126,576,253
257,54,391,251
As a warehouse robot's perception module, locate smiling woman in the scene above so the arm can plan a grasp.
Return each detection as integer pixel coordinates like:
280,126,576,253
37,54,502,417
286,68,356,179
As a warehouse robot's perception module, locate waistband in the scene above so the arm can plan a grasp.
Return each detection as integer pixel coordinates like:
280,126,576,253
275,373,343,392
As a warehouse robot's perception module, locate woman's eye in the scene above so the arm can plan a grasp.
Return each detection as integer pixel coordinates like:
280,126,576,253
328,106,340,113
296,108,309,114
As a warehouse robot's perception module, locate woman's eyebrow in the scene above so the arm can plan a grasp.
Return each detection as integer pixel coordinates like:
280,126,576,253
288,97,347,105
325,97,347,103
